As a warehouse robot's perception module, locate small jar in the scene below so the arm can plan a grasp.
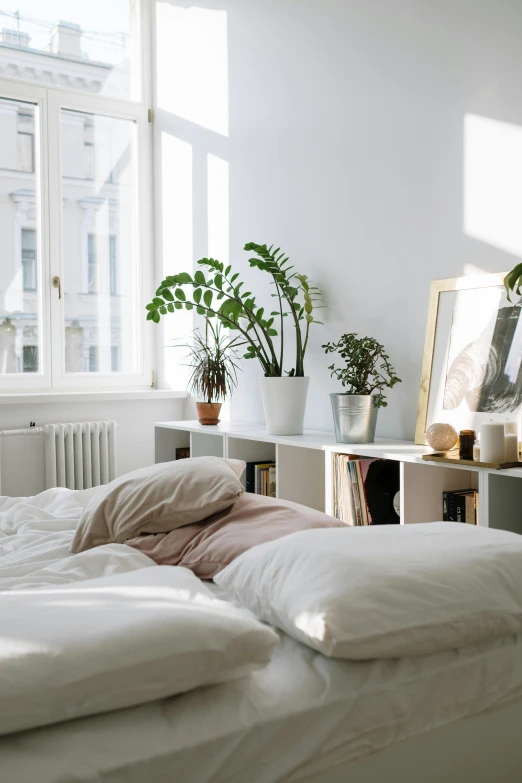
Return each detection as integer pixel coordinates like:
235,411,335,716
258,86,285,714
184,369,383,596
473,438,481,461
459,429,476,460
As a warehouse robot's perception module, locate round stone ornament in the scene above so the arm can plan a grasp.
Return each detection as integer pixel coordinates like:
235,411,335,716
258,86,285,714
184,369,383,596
426,423,458,452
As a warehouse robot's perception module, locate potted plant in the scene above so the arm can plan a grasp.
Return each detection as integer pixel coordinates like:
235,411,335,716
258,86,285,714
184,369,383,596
323,333,401,443
180,320,242,425
146,242,324,435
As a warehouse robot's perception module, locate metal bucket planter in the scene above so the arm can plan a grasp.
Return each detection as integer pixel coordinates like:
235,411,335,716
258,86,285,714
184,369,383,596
330,393,378,444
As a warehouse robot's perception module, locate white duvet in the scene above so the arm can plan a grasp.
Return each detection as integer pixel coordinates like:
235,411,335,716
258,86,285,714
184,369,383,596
0,488,154,590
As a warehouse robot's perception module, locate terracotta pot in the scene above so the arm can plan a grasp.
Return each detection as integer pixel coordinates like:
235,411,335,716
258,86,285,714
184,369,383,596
196,402,222,425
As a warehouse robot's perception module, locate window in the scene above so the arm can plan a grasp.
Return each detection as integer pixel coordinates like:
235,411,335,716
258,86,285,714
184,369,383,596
17,110,34,172
0,2,152,391
21,228,37,291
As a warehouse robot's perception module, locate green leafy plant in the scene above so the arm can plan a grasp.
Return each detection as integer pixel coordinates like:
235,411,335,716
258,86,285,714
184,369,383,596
179,320,242,404
504,265,522,303
323,333,401,408
146,243,324,377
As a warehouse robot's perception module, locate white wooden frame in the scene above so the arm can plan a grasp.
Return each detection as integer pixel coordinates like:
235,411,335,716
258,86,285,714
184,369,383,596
0,0,156,392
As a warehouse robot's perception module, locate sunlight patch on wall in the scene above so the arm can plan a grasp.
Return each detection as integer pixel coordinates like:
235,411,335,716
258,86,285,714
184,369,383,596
207,154,229,262
156,3,228,136
161,132,193,390
464,114,522,258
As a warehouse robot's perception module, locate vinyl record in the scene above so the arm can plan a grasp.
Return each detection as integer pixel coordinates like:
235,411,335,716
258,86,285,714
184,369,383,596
364,460,400,524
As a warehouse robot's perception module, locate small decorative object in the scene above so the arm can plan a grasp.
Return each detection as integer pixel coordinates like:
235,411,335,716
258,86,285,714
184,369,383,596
426,423,458,452
505,433,519,463
175,447,190,460
415,272,522,445
473,437,481,461
147,242,324,436
323,334,401,444
179,319,242,426
480,423,506,464
459,429,476,460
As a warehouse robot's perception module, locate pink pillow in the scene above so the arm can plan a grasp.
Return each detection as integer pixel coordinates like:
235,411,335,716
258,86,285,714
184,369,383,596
126,494,344,579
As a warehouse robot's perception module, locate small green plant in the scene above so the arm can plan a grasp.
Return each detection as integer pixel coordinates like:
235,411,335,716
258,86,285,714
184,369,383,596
146,243,324,377
323,333,401,408
181,320,242,403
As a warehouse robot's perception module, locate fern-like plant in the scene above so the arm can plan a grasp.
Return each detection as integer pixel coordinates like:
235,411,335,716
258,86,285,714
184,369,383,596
323,333,401,408
180,320,242,403
146,243,324,377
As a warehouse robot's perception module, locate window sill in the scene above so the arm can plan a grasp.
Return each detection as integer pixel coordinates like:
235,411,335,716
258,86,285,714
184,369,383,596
0,390,187,405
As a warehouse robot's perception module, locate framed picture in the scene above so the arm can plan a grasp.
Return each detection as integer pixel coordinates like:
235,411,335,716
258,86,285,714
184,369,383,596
415,272,522,444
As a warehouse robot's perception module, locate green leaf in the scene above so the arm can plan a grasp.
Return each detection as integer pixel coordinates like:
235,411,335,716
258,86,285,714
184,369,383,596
196,306,205,315
268,328,278,336
161,288,174,302
145,303,156,311
146,311,155,320
231,272,239,283
174,288,186,301
167,302,174,312
214,274,223,290
193,288,202,304
174,301,183,310
159,306,167,315
256,307,264,321
185,302,193,310
305,300,313,314
194,270,206,285
152,311,160,323
225,265,231,276
152,297,164,306
203,289,213,308
177,272,193,284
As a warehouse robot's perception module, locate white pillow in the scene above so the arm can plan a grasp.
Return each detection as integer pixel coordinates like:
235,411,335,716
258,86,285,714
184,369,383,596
214,523,522,660
0,565,278,736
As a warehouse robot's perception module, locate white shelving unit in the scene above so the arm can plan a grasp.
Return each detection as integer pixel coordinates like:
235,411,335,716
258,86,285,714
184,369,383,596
155,420,522,533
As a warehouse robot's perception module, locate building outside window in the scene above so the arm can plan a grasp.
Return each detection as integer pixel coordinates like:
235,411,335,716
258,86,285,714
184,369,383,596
87,233,97,294
21,228,36,291
109,234,117,295
17,110,34,173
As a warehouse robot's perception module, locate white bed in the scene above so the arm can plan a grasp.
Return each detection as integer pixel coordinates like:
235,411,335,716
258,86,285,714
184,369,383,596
1,489,522,783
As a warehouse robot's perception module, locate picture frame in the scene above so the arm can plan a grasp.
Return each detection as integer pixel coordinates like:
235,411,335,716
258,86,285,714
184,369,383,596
415,272,522,444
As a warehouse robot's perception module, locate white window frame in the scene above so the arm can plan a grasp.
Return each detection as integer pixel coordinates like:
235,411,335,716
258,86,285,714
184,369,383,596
0,0,155,392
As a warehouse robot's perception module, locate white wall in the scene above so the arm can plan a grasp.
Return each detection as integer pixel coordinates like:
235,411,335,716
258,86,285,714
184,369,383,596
156,0,522,439
0,397,184,496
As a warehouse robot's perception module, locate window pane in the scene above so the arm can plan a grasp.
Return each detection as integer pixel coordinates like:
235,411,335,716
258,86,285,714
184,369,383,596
60,109,140,375
0,3,141,101
0,97,42,375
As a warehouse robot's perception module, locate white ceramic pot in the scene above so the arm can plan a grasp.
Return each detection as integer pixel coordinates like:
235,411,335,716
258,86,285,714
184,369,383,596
260,376,310,435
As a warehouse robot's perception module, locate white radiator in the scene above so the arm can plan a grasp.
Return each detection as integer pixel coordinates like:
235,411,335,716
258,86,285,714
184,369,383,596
0,421,117,492
44,421,117,490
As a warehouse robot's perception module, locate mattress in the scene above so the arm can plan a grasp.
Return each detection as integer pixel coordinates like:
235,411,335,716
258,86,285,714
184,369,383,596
2,490,522,782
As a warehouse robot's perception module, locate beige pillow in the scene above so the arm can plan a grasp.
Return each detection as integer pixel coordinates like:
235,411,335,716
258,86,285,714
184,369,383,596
71,457,245,553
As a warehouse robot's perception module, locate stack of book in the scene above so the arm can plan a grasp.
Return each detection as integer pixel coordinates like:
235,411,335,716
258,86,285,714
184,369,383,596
246,461,276,497
442,489,478,524
333,454,400,526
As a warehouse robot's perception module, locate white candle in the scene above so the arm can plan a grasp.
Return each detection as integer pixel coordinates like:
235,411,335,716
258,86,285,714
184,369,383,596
480,423,506,464
505,421,518,435
505,433,519,462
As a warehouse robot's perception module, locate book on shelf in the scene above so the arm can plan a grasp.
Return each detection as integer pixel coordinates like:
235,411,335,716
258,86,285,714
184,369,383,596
332,453,400,526
245,461,276,498
442,489,478,525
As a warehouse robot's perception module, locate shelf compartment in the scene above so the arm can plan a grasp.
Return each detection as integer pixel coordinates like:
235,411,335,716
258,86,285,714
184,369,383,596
488,473,522,535
155,427,190,463
190,431,225,459
276,444,325,512
401,462,479,525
